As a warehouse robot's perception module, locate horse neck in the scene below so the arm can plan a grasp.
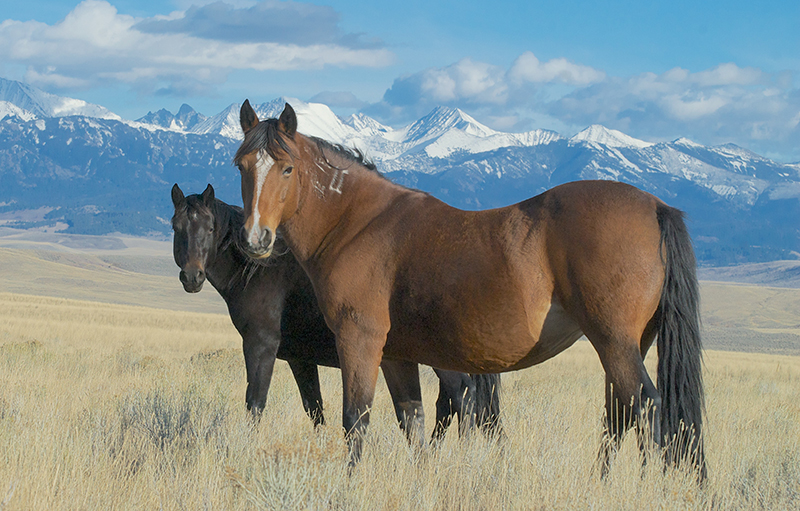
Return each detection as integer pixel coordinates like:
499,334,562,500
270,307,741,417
203,202,247,297
282,140,403,265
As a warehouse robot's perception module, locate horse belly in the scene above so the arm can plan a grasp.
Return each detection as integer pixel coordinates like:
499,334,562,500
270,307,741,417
508,300,584,370
384,296,580,373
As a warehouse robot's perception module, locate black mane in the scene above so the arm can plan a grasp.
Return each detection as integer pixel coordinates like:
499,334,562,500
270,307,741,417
233,118,379,175
233,118,293,166
310,137,379,174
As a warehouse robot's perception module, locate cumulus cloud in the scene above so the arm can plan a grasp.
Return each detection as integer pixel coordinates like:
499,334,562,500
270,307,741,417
371,53,602,123
384,58,508,106
0,0,392,95
508,51,605,85
368,56,799,161
547,62,800,155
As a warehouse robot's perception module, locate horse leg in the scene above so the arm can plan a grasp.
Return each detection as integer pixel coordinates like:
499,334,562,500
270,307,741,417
287,360,325,427
431,369,476,442
594,339,660,478
472,373,504,439
243,330,281,419
381,360,425,448
337,326,384,467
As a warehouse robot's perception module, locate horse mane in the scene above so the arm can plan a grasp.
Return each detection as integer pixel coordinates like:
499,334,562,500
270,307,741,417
232,118,379,175
233,119,294,166
310,137,379,174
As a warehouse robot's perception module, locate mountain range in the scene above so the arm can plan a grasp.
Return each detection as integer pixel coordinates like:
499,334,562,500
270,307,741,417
1,77,798,266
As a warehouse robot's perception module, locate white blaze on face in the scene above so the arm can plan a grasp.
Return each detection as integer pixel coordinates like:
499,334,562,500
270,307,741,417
248,149,274,245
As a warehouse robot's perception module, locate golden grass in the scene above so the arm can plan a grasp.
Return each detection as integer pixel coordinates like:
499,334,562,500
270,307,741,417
1,292,799,510
701,282,800,335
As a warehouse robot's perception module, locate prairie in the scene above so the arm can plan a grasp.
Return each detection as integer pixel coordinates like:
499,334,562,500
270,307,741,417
0,243,799,509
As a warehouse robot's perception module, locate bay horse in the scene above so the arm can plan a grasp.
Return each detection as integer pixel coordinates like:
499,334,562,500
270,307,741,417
171,184,502,441
234,101,704,478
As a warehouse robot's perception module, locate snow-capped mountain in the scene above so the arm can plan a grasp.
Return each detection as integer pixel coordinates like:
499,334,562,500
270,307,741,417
570,125,653,149
0,77,120,120
1,77,798,265
136,104,207,132
0,101,36,122
188,99,565,162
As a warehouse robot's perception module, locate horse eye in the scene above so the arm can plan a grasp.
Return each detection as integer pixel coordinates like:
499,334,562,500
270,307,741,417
283,166,294,176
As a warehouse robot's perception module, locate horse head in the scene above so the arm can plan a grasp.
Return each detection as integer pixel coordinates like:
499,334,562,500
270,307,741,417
234,100,301,259
171,183,219,292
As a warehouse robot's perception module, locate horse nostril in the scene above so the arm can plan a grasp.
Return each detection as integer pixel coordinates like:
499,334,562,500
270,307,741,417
241,225,273,253
260,228,273,246
180,269,205,288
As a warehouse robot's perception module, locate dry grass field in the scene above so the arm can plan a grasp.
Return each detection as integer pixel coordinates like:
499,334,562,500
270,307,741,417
1,243,799,510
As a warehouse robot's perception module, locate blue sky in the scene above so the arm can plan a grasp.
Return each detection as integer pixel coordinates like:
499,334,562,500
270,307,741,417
1,0,799,161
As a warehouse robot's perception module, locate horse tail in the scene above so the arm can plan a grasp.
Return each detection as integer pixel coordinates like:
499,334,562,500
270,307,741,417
472,373,503,438
656,204,705,478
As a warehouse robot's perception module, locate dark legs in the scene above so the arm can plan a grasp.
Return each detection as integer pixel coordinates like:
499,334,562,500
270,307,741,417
431,369,476,442
381,361,426,447
243,332,281,417
288,360,325,427
594,340,661,477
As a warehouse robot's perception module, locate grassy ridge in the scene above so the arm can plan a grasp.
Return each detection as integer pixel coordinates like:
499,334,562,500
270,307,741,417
0,247,227,314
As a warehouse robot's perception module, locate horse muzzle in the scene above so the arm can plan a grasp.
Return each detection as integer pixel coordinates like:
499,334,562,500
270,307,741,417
179,268,206,293
241,226,275,259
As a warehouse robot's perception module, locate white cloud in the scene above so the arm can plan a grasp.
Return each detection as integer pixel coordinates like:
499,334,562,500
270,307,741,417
508,51,605,85
546,63,800,159
0,0,393,93
369,56,799,161
691,63,763,87
376,53,602,122
660,93,730,121
417,58,507,104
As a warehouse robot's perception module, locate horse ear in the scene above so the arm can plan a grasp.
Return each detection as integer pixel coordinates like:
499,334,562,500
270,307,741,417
201,184,215,206
171,183,185,208
240,99,259,133
278,103,297,138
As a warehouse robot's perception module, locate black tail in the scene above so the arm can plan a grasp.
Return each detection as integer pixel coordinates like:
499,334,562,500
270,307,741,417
472,373,503,438
656,205,705,478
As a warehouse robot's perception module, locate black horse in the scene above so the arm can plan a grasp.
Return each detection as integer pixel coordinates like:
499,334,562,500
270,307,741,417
171,184,501,440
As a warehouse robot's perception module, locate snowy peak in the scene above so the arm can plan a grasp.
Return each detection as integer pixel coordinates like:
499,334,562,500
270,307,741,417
404,106,496,144
190,97,354,144
0,101,36,122
136,108,174,128
571,125,653,149
673,137,703,148
253,96,298,120
174,104,207,131
344,113,392,136
137,105,207,132
190,103,240,138
0,77,119,120
514,129,564,146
